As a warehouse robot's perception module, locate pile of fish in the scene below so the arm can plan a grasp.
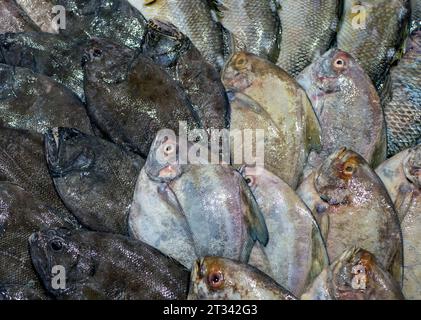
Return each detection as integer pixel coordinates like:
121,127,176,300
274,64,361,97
0,0,420,300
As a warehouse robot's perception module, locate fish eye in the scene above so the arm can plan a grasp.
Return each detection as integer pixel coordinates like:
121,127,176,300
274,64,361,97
332,56,348,71
93,49,102,58
50,239,63,252
164,144,174,154
235,56,248,69
207,271,224,289
343,164,355,175
245,176,254,186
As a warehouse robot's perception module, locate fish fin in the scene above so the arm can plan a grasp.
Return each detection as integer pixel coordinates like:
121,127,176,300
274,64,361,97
303,98,322,153
248,242,273,277
394,188,415,223
237,171,269,251
379,72,393,106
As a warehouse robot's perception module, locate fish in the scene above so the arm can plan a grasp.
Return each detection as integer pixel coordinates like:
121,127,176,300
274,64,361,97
128,0,225,69
0,182,73,300
45,128,145,235
296,148,403,282
241,166,329,297
222,52,321,188
55,0,147,49
0,64,92,135
412,0,421,30
383,30,421,157
0,284,47,300
29,228,190,300
0,127,79,227
0,32,87,101
376,145,421,299
83,38,201,158
188,257,297,300
129,130,269,269
336,0,411,90
210,0,280,62
141,19,229,132
302,247,404,300
0,0,40,33
15,0,58,33
276,0,340,77
297,49,387,173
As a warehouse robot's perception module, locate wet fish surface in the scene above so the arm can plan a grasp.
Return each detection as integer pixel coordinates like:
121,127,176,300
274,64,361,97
0,182,72,300
297,148,403,282
384,30,421,157
336,0,411,90
0,0,40,33
129,0,225,69
302,248,404,300
242,166,329,297
29,228,190,300
15,0,58,33
83,38,201,158
211,0,280,62
141,20,229,132
45,128,145,234
0,64,92,134
188,257,297,300
276,0,340,77
222,52,321,188
129,131,268,269
0,32,88,101
376,145,421,299
297,49,386,173
0,127,79,227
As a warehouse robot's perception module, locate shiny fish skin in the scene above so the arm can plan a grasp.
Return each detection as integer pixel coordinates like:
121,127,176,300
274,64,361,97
29,229,190,300
384,31,421,157
83,38,201,158
0,127,79,227
0,182,72,300
0,0,40,33
0,64,92,135
276,0,340,77
336,0,411,90
212,0,280,62
129,131,268,269
129,0,225,69
297,148,403,282
222,52,321,188
55,0,147,50
15,0,58,33
302,248,404,300
188,257,297,300
297,49,386,173
411,0,421,30
242,166,329,297
141,20,229,132
0,284,47,300
376,145,421,299
45,128,145,235
0,32,87,101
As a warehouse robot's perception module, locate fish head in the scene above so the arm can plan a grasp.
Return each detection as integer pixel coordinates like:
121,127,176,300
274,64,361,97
29,228,95,297
297,49,355,97
222,52,260,91
144,129,184,182
45,128,95,179
330,247,403,300
141,19,189,67
240,166,278,193
0,34,34,67
315,148,369,205
403,145,421,188
188,257,240,300
82,38,133,83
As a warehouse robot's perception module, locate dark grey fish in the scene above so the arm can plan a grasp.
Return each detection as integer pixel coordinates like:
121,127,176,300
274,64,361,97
141,20,229,132
29,228,190,300
411,0,421,30
45,128,145,234
0,284,47,300
0,182,73,300
0,0,40,33
0,127,79,227
55,0,147,49
384,30,421,157
83,38,201,158
276,0,340,77
0,64,92,135
15,0,58,33
0,32,87,101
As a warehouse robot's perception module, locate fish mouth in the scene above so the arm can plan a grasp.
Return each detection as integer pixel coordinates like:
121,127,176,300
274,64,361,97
147,19,184,40
28,232,52,291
